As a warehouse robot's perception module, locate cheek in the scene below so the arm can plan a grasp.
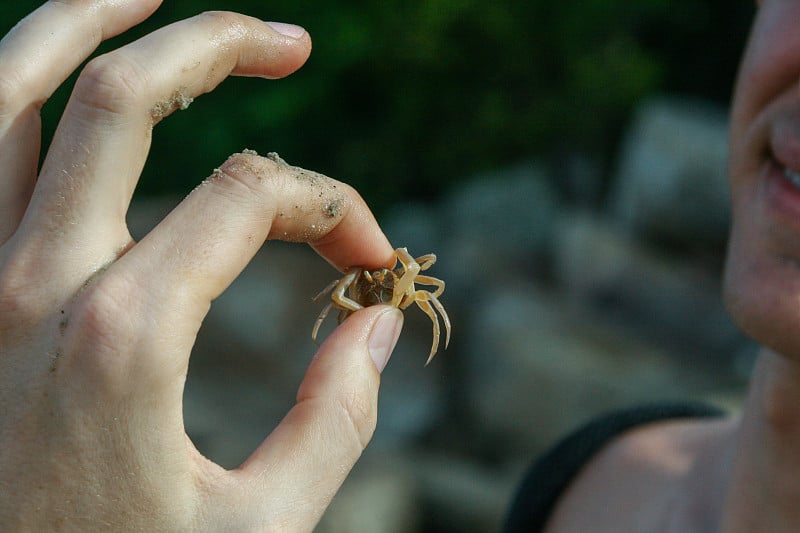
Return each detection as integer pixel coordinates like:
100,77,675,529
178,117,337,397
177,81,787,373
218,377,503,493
724,216,800,358
734,5,800,121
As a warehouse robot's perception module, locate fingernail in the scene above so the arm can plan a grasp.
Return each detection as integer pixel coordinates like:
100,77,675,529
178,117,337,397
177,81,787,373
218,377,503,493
368,309,403,373
266,21,307,39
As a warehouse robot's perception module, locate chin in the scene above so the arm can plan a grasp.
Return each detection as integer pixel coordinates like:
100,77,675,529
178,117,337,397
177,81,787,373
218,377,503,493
724,223,800,360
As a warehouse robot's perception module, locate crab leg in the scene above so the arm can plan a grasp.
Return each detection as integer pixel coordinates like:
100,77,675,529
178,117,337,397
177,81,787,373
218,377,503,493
337,308,352,324
415,297,441,365
392,247,421,307
412,290,452,364
311,268,363,344
330,268,365,312
414,274,445,298
415,254,437,271
312,278,340,302
428,292,451,349
312,302,333,344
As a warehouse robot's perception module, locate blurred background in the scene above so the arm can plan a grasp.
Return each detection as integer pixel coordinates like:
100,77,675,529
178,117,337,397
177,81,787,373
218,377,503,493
2,1,756,531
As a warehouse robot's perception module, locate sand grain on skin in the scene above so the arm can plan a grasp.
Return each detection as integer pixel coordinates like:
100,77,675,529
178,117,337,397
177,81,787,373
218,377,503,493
150,88,194,121
217,151,350,242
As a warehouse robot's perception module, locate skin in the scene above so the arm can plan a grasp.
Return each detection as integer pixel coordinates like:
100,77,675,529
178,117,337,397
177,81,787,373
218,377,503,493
544,1,800,531
0,1,405,531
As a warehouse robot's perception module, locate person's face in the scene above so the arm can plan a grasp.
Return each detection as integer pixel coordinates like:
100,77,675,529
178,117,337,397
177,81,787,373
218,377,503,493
725,0,800,357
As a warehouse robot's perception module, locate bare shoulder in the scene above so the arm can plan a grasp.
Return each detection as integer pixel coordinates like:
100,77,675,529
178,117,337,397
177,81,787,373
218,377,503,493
542,415,736,533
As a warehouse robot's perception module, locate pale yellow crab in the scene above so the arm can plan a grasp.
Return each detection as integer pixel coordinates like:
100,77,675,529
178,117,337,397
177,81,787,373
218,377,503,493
312,247,451,365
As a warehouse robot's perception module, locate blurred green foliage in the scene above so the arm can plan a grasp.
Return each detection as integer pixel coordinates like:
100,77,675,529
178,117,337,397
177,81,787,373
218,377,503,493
1,1,753,212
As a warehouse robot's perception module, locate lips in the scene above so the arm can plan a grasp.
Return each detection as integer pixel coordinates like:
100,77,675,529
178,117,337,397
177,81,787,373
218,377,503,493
770,112,800,172
764,113,800,212
785,165,800,189
760,154,800,227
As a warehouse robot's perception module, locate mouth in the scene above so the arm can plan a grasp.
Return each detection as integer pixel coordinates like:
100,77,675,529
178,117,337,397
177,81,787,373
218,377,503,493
764,110,800,205
769,117,800,193
762,152,800,223
784,164,800,189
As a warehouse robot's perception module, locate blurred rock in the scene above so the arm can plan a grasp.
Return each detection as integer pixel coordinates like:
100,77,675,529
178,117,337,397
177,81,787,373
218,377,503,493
412,453,516,533
554,151,605,207
184,372,289,469
446,162,558,254
382,202,444,258
317,461,419,533
462,282,718,458
611,97,731,248
373,331,447,445
442,162,558,298
553,209,750,363
383,162,559,303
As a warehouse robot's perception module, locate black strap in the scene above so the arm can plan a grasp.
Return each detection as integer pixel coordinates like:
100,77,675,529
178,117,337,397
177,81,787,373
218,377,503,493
501,402,725,532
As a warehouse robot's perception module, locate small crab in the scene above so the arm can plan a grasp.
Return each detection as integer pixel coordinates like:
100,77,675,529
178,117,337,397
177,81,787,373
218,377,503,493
312,247,451,365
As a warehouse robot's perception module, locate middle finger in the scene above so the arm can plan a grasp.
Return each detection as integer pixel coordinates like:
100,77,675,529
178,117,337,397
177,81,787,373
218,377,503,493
17,11,311,275
0,0,163,242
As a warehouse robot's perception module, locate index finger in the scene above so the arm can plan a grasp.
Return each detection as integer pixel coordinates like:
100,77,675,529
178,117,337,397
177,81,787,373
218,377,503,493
226,152,395,271
215,151,395,272
118,151,395,313
269,152,396,270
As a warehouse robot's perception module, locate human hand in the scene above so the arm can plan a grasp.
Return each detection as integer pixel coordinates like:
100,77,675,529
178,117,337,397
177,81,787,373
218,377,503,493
0,1,403,531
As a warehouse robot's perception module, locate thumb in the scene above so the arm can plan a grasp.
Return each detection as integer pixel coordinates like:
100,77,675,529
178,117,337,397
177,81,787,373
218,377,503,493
237,305,403,529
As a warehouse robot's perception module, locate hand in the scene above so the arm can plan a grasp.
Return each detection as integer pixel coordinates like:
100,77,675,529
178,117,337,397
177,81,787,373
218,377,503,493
0,1,403,530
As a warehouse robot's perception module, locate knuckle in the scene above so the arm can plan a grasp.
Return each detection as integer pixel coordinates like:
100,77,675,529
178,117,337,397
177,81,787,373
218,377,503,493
73,53,149,116
66,273,138,375
70,274,133,347
210,152,285,196
0,251,55,327
0,278,39,329
195,10,247,34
